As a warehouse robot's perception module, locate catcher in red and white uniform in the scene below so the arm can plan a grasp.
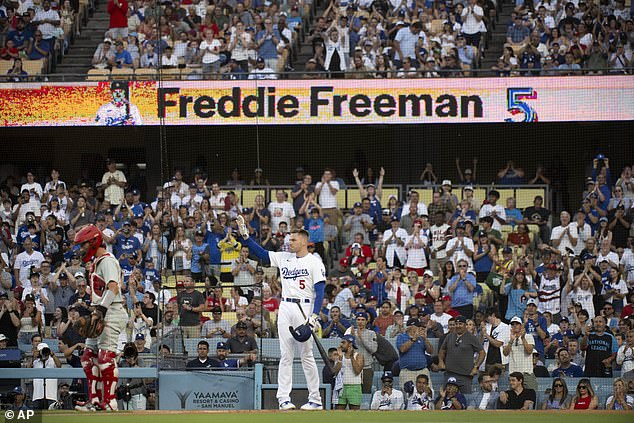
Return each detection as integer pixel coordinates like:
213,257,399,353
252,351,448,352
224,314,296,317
73,224,128,411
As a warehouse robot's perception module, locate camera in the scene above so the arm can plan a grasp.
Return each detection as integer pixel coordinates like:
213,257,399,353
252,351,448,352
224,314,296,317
40,347,51,358
123,342,138,361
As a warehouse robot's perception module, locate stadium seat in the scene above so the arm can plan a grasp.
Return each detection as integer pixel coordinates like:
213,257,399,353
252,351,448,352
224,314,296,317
418,188,433,205
346,188,361,209
430,19,444,35
110,68,133,80
159,67,182,80
382,188,399,202
336,189,346,209
86,68,110,81
22,59,44,76
241,189,265,208
515,188,545,209
134,68,157,80
472,188,487,206
0,60,13,76
494,189,515,206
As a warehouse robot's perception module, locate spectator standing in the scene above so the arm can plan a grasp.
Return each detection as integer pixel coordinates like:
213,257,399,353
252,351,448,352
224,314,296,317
438,315,485,394
256,17,280,74
503,316,536,391
396,318,434,389
345,312,377,394
101,159,126,207
32,1,60,42
176,276,204,338
333,334,364,410
580,314,617,377
461,0,484,47
315,169,340,229
31,342,61,409
447,259,477,318
108,0,128,40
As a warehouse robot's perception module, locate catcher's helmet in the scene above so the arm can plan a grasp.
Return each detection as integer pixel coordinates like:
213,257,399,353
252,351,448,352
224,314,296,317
74,224,104,263
289,323,312,342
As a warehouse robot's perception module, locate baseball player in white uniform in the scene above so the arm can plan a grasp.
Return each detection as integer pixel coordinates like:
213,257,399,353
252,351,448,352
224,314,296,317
95,81,142,126
237,216,325,410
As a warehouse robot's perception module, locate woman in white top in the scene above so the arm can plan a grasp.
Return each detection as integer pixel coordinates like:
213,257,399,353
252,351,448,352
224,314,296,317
168,225,192,275
405,221,429,273
324,28,346,77
616,330,634,374
564,271,595,319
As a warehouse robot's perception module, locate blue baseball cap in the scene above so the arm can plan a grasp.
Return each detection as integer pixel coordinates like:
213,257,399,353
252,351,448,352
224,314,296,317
135,333,145,341
342,335,357,349
216,342,229,350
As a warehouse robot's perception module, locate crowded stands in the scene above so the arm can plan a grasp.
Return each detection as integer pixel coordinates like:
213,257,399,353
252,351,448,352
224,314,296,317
1,0,632,80
0,155,633,410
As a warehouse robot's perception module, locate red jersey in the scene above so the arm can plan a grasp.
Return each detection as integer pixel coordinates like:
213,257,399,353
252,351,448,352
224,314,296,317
574,395,592,410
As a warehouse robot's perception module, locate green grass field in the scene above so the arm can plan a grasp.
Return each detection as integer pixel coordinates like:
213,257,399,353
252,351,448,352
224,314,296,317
19,410,632,423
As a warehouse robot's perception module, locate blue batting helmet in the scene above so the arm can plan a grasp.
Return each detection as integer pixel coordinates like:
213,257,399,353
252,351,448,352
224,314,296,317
289,323,312,342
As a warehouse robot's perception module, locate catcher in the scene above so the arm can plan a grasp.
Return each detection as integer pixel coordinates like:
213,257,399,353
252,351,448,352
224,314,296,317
73,224,127,411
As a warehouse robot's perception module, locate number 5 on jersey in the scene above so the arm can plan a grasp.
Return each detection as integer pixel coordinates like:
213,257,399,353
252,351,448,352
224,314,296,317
299,279,305,289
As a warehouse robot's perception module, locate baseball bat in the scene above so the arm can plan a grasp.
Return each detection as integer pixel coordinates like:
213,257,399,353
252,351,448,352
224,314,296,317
295,302,336,375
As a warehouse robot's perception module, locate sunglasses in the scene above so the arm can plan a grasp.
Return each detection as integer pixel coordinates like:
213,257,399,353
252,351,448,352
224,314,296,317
554,384,563,387
458,265,467,268
579,386,588,390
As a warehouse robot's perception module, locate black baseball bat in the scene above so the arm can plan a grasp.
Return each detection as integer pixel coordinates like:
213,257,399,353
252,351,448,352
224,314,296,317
295,302,335,375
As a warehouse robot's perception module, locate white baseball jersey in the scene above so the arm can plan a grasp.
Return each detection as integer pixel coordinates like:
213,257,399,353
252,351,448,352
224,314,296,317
268,251,326,300
90,252,124,305
95,101,143,126
407,391,434,410
479,204,506,231
370,389,405,410
536,274,562,315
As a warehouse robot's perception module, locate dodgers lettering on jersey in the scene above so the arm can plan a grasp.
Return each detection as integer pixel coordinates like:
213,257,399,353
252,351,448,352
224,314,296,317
268,251,325,300
95,101,143,126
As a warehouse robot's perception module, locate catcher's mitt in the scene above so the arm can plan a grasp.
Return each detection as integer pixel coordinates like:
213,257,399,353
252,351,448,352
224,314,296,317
74,306,106,338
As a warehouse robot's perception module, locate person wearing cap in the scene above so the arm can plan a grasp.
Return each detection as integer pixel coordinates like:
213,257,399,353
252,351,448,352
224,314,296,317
445,221,474,272
227,319,258,354
331,334,364,410
343,202,374,245
201,306,231,339
397,317,434,390
522,195,551,244
333,278,361,319
13,237,45,288
31,341,62,409
322,306,351,339
370,370,404,410
189,230,210,283
438,314,485,394
344,311,377,394
503,315,536,390
480,308,510,372
212,341,256,370
9,385,28,411
523,297,548,359
435,376,467,410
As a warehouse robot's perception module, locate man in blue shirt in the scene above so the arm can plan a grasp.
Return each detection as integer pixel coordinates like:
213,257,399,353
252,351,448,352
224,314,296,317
524,298,548,358
305,208,325,261
551,348,583,377
255,17,281,72
211,342,256,369
114,221,142,261
191,230,209,282
448,259,477,319
321,306,350,338
204,222,224,278
110,40,133,69
396,318,434,390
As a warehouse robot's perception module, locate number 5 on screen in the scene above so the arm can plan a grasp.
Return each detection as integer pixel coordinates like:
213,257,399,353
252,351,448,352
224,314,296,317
505,88,538,123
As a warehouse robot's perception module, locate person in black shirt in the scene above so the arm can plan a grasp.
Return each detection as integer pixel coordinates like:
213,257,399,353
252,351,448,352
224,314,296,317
0,293,20,346
522,196,551,244
186,341,214,369
498,372,536,410
581,315,618,377
227,321,258,353
141,292,158,327
177,276,205,338
532,349,550,377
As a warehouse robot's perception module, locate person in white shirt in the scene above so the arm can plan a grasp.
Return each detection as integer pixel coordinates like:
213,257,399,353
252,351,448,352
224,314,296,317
480,308,510,371
315,168,340,228
248,57,277,79
101,158,127,206
31,342,61,409
406,373,435,410
161,45,179,67
393,21,422,65
596,238,619,267
199,29,221,78
32,0,60,40
383,217,408,268
21,171,43,204
479,190,506,232
550,211,578,256
267,190,295,232
445,221,475,270
13,237,45,288
460,0,484,46
430,299,452,334
371,371,404,410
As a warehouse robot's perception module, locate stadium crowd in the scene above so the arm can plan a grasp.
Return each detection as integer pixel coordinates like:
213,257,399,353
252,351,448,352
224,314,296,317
2,0,632,80
0,155,633,410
